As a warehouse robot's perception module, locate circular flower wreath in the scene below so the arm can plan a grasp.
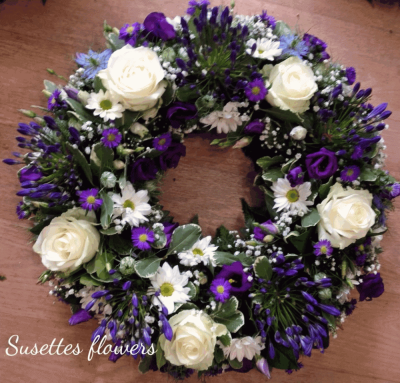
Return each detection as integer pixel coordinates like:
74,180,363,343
4,1,400,379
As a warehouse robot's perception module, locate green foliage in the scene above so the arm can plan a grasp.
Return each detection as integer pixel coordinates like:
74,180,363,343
66,142,93,185
166,224,202,255
134,257,162,278
257,155,284,170
301,208,320,227
253,256,273,281
99,191,114,229
211,297,244,333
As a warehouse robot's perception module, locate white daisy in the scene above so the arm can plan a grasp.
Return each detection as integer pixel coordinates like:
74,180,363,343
200,102,242,134
178,236,218,267
86,89,125,122
246,38,282,61
111,182,152,227
271,177,313,214
148,262,191,315
218,336,265,362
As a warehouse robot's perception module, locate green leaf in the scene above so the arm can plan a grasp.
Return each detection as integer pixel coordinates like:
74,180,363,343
265,107,302,124
43,80,57,93
176,84,198,102
273,21,292,37
90,143,114,178
151,230,167,249
264,194,278,219
186,281,197,299
135,257,162,278
318,176,333,200
214,346,225,364
84,256,97,275
287,229,313,253
161,82,174,106
156,340,167,370
66,142,93,185
360,167,377,182
100,191,114,229
138,354,154,374
213,251,253,267
262,167,283,182
94,76,107,93
212,297,245,333
253,256,273,281
228,358,243,369
121,110,141,129
257,155,284,170
104,32,125,51
80,274,102,287
100,227,118,235
301,208,320,227
218,332,231,347
322,311,336,328
190,214,199,225
166,224,202,255
268,344,298,370
66,98,98,123
108,234,134,255
94,251,114,280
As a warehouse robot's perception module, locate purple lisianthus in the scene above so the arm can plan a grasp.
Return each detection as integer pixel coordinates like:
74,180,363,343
287,166,304,187
245,79,267,102
131,227,155,250
305,147,338,180
69,309,92,325
143,12,176,41
78,188,103,210
158,142,186,171
130,157,158,183
244,120,264,135
355,253,367,266
153,133,172,151
254,220,278,241
19,165,43,183
210,278,232,302
101,128,122,148
313,240,333,257
346,67,356,85
357,273,384,301
382,183,400,200
48,89,67,111
119,22,141,46
163,222,179,247
167,102,198,129
340,165,360,182
215,261,252,295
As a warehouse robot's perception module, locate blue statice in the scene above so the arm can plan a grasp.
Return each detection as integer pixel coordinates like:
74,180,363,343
75,49,112,79
279,34,309,59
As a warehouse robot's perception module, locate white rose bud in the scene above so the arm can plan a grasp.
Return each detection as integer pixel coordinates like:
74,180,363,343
33,208,100,272
159,310,228,370
100,171,117,188
113,160,125,170
290,126,307,140
119,256,136,276
130,122,149,138
77,90,90,106
97,45,167,111
317,183,376,249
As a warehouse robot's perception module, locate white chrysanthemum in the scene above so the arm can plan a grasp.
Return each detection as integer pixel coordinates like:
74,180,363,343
271,177,313,214
111,182,151,227
86,89,125,122
148,262,191,315
178,236,218,267
200,102,242,134
219,336,265,362
76,286,112,317
246,38,282,60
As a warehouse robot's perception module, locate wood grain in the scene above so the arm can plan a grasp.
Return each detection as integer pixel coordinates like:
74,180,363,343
1,1,400,382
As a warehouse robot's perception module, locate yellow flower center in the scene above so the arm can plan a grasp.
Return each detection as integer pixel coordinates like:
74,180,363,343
107,134,115,142
123,200,135,210
359,245,365,251
160,282,174,297
252,86,261,95
139,234,148,242
346,169,354,176
228,278,235,284
217,286,225,294
86,196,96,204
100,99,113,111
51,98,56,104
286,189,300,203
192,248,204,256
320,246,327,254
158,138,166,146
126,26,134,34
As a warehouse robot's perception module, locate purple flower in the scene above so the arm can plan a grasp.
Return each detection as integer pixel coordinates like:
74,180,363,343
187,0,210,15
305,147,338,180
167,102,198,129
259,10,276,29
153,133,172,151
313,240,333,257
75,49,112,79
355,254,367,266
143,12,176,41
245,79,267,102
163,222,178,247
346,67,356,85
19,165,43,183
340,165,360,182
130,157,158,183
254,220,278,241
119,22,141,46
48,89,67,111
357,273,384,301
244,120,264,135
279,34,309,59
215,261,252,294
131,227,155,250
287,166,304,187
69,309,92,325
158,142,186,171
16,201,29,219
210,278,231,302
382,183,400,200
78,188,103,210
101,128,122,148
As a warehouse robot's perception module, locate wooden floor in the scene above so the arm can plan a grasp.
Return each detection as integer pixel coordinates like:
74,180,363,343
1,0,400,382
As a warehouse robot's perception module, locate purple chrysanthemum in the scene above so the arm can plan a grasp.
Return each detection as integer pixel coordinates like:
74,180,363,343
313,240,333,257
78,188,103,210
119,22,141,46
131,227,155,251
210,278,231,302
48,89,67,111
340,165,360,182
153,133,172,151
245,79,267,102
101,128,122,148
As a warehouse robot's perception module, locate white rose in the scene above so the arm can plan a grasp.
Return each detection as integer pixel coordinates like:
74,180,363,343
159,310,228,370
33,208,100,272
317,183,376,249
97,45,167,111
290,126,307,140
266,56,318,114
